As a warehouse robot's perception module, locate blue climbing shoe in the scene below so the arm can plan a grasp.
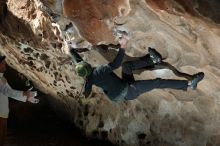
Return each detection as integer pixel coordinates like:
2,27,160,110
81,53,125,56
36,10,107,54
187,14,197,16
190,72,205,90
148,47,162,64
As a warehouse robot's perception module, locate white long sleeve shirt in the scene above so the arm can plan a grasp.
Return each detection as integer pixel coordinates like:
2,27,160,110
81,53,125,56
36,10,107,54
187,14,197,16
0,73,27,118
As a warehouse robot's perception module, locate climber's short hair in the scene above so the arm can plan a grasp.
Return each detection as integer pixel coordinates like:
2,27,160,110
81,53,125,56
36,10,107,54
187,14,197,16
75,61,92,78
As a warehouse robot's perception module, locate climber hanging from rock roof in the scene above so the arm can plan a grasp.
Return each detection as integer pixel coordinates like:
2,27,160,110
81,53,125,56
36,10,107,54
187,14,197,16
63,32,204,103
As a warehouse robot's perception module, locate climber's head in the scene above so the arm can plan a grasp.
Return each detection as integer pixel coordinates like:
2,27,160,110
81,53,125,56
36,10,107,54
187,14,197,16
75,61,92,78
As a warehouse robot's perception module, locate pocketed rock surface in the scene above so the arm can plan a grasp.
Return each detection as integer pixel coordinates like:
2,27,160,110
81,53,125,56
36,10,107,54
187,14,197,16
1,0,220,146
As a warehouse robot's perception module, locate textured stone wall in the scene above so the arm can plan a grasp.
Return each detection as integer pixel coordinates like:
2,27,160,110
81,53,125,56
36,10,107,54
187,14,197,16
1,0,220,146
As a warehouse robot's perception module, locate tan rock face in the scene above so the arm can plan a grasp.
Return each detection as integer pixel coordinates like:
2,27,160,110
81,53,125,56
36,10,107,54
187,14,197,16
147,0,220,24
63,0,130,44
1,0,220,146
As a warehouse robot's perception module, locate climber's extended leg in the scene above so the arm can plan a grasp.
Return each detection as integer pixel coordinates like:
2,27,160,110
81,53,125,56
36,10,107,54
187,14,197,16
125,78,189,100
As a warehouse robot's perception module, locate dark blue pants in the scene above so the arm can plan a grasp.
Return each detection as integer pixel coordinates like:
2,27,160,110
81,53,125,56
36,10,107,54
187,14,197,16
122,55,189,100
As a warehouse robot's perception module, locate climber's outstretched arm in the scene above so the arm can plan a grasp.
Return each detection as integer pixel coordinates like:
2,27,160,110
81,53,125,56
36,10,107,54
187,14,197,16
69,48,83,64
